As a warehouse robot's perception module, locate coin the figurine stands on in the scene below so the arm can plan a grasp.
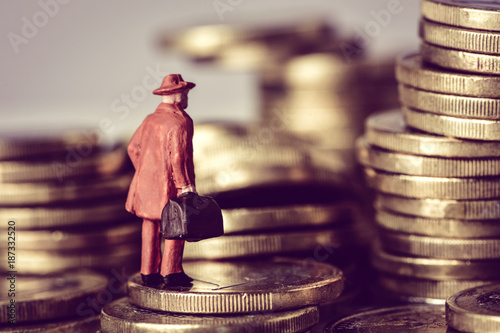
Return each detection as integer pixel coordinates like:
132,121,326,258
126,74,223,288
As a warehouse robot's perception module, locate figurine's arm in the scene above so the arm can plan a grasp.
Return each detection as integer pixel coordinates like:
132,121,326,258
170,125,196,195
127,126,143,169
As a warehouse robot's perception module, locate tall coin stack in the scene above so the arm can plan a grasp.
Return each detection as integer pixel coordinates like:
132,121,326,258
357,0,500,303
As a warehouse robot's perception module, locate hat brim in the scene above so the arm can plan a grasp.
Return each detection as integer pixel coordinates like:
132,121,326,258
153,82,195,95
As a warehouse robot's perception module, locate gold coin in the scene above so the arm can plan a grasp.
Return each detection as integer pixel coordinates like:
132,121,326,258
0,270,107,323
0,199,132,230
364,167,500,200
420,19,500,55
102,297,319,333
376,194,500,220
128,257,344,314
380,230,500,259
0,173,132,206
365,110,500,157
327,305,447,332
372,243,500,280
396,53,500,98
378,273,497,300
400,84,500,120
0,146,128,183
222,203,353,234
376,209,500,238
0,315,100,332
421,42,500,75
0,129,99,161
9,243,140,275
446,283,500,333
357,138,500,177
422,0,500,32
5,222,140,251
404,107,500,141
184,228,354,260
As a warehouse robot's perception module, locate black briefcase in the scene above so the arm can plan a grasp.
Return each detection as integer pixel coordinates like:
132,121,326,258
161,192,224,242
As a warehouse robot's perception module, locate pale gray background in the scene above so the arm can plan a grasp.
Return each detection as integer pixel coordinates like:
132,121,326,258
0,0,420,142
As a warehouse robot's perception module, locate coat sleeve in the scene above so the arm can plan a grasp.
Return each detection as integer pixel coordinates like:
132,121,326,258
170,124,195,190
127,124,144,169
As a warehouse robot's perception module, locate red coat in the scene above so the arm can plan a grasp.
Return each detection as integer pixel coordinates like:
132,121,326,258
125,102,195,220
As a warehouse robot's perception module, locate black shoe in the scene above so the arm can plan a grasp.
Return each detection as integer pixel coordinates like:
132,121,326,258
141,273,163,287
163,272,193,287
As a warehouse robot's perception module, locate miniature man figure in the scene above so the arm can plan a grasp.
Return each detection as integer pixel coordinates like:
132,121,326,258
126,74,196,287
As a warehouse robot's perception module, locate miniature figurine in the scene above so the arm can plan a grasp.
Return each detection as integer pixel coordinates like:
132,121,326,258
126,74,197,287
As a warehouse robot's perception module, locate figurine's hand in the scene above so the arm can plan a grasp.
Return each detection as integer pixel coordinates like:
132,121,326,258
180,185,196,196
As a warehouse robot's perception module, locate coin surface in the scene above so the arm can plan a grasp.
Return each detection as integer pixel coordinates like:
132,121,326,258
0,315,100,332
365,167,500,200
375,209,500,238
0,199,133,230
422,0,500,31
183,228,354,259
376,194,500,220
380,230,500,259
357,138,500,177
404,107,500,141
372,244,500,280
101,297,319,333
0,270,107,323
421,42,500,75
399,84,500,120
325,305,449,332
420,19,500,55
378,273,497,300
222,203,353,234
447,283,500,333
128,257,344,314
396,53,500,98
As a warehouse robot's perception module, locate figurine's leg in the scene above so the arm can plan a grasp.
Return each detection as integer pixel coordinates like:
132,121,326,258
161,240,193,287
141,219,161,275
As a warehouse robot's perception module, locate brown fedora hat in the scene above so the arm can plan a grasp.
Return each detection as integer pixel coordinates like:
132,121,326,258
153,74,196,95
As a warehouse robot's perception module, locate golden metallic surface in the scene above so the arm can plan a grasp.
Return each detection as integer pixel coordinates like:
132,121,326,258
101,297,319,333
0,130,98,161
446,284,500,333
372,244,500,280
380,230,500,259
128,258,344,314
378,273,497,300
184,228,354,260
0,270,107,323
357,137,500,177
404,107,500,141
365,110,500,157
0,146,128,183
420,19,500,55
0,200,133,229
364,167,500,200
376,194,500,220
0,315,100,332
9,243,140,274
399,84,500,120
4,222,140,251
327,305,447,332
375,209,500,238
0,173,132,206
421,0,500,32
421,42,500,75
396,53,500,98
222,203,353,234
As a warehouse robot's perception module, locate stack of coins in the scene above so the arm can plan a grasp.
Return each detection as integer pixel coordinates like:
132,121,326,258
0,129,140,275
357,0,500,303
101,257,344,332
0,270,107,331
